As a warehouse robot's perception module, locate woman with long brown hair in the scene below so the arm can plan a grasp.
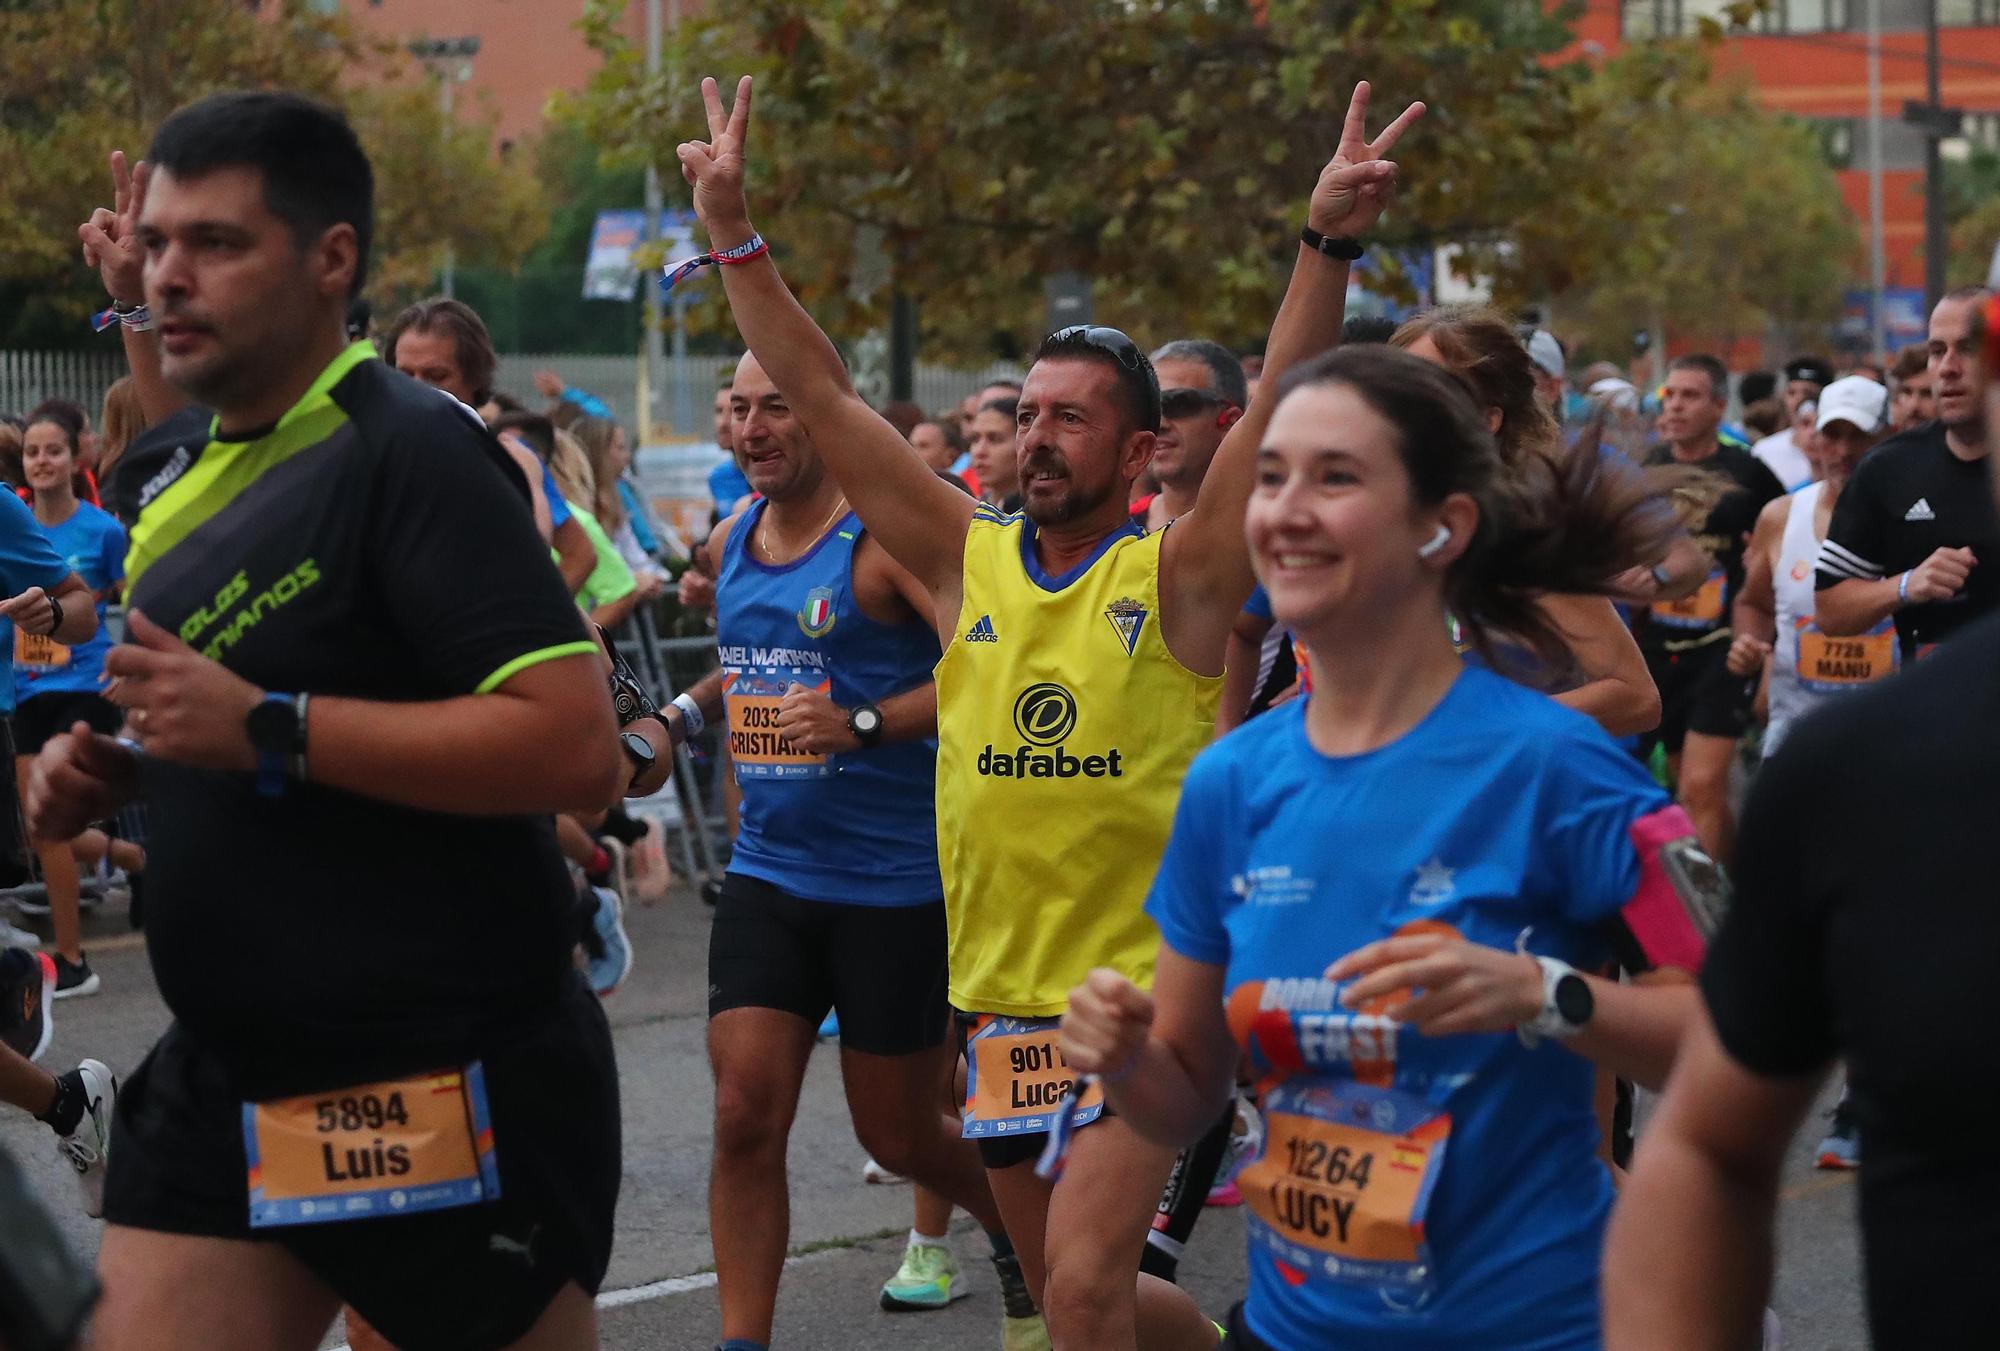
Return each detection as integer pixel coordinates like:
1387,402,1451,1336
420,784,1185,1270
1061,345,1709,1350
1390,306,1662,737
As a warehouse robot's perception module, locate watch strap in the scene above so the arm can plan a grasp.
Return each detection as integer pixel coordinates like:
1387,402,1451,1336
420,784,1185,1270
1520,956,1587,1043
1299,225,1364,261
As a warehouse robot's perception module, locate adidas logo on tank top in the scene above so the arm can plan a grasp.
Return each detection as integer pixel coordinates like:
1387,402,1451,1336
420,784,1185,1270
1905,498,1936,522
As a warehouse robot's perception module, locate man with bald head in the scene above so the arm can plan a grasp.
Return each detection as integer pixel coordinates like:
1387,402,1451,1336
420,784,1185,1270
659,352,1011,1350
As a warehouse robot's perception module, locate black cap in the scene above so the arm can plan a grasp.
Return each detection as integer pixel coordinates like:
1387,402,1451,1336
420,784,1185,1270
1782,356,1834,388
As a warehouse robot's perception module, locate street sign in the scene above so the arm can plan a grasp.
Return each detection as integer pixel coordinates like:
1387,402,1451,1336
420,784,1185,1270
1900,100,1965,138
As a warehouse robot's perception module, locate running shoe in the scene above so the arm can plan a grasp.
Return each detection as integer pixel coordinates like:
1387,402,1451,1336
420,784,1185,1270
601,837,630,900
879,1238,967,1311
586,887,632,996
0,918,41,949
56,1059,116,1218
1002,1312,1054,1351
817,1010,840,1040
1815,1099,1860,1171
51,953,100,1000
994,1251,1053,1351
1205,1179,1243,1208
0,949,54,1061
862,1156,907,1185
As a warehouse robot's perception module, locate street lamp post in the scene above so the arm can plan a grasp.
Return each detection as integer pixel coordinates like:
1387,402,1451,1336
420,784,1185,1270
409,36,480,300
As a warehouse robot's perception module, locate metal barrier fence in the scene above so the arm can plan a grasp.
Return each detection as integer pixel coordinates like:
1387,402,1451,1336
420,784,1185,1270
3,347,1027,443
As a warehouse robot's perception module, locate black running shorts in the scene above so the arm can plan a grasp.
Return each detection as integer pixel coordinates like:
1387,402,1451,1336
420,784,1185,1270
1222,1301,1279,1349
102,974,620,1351
707,872,948,1058
10,691,120,756
1639,639,1755,756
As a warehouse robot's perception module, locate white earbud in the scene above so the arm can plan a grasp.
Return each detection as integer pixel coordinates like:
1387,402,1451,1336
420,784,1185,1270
1417,523,1452,560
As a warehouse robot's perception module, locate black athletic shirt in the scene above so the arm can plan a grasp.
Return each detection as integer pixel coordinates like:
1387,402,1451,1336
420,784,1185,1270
1813,420,2000,657
1639,443,1785,647
117,343,597,1099
1702,614,2000,1348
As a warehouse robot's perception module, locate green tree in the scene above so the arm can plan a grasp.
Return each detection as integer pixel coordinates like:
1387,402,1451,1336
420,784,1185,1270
0,0,544,348
1945,145,2000,290
567,0,1857,366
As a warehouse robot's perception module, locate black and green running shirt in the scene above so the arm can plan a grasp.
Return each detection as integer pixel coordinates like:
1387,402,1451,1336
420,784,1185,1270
116,342,596,1097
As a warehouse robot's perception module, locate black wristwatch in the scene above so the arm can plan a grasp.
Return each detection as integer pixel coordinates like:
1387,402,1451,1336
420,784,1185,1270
1300,225,1365,261
245,692,309,797
846,702,885,748
41,594,63,638
620,729,657,786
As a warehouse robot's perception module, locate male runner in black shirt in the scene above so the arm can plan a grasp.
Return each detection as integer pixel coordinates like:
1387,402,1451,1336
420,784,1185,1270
1628,354,1784,866
1815,286,1998,657
1604,290,2000,1351
28,91,625,1351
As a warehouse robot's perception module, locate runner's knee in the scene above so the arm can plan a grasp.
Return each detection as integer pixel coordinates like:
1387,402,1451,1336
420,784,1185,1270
711,1076,792,1161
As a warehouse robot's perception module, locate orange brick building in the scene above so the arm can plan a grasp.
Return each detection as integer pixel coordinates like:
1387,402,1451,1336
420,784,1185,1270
1573,2,2000,314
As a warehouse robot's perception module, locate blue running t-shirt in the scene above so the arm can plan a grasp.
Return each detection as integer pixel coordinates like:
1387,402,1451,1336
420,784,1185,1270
13,501,125,702
0,493,83,715
1149,668,1670,1351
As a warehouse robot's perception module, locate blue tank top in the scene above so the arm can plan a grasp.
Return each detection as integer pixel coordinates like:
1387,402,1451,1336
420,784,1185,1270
716,500,942,905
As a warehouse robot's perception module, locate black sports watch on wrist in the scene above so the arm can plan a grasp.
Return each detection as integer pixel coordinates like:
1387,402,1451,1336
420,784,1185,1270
245,692,309,797
846,703,885,748
620,729,657,785
1300,225,1365,261
41,594,63,638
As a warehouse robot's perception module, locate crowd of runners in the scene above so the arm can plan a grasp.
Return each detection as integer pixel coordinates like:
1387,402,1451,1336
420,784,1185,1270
0,73,1995,1351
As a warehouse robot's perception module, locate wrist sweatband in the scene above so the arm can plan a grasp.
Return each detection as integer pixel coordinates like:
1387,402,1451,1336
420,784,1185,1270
671,692,705,737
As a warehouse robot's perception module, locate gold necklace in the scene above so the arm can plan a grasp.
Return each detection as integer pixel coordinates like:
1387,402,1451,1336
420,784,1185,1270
758,495,847,562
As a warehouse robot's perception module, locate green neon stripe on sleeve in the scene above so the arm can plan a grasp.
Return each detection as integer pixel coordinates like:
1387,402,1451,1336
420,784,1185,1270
474,639,599,694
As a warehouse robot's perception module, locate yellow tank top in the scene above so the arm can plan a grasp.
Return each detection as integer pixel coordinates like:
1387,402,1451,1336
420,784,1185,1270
935,507,1222,1016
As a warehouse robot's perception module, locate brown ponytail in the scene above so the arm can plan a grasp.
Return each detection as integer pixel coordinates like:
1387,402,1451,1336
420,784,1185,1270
1276,346,1680,675
1390,305,1559,467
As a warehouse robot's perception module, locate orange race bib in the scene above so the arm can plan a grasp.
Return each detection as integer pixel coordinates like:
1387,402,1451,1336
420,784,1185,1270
1794,617,1898,693
1238,1079,1449,1298
13,627,67,670
1650,570,1726,630
961,1015,1104,1140
242,1064,500,1229
723,670,831,779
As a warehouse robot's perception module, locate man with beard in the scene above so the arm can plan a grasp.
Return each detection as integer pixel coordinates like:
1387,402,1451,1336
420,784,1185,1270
673,72,1421,1350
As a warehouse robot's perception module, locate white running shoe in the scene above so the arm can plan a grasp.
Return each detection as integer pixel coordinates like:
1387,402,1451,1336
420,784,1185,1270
0,918,42,949
862,1156,909,1185
56,1058,117,1218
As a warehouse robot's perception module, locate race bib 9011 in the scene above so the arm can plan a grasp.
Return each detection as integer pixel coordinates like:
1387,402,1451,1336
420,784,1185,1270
961,1014,1104,1140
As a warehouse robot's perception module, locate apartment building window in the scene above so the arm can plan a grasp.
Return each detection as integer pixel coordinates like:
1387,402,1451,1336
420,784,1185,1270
1621,0,1853,37
1939,0,2000,24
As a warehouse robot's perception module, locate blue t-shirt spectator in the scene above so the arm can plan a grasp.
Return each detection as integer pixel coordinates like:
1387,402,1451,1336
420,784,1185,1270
0,493,81,715
13,502,125,703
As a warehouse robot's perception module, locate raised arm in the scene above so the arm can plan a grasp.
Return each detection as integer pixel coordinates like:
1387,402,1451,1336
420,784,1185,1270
79,152,185,425
1161,83,1423,662
676,77,973,604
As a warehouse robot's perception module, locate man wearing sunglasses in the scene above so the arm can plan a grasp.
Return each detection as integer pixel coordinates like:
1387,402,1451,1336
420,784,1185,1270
1138,339,1247,533
674,72,1421,1351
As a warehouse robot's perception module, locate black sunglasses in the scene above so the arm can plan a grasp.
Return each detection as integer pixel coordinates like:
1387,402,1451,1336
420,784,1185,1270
1051,325,1144,371
1159,387,1233,420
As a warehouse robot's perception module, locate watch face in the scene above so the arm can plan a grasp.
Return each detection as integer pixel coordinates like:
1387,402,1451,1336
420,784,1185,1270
245,699,297,752
620,731,656,766
852,707,882,734
1555,973,1594,1025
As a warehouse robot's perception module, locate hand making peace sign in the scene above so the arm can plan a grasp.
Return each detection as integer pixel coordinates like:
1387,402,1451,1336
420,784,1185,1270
1308,81,1426,241
676,75,756,236
78,150,152,308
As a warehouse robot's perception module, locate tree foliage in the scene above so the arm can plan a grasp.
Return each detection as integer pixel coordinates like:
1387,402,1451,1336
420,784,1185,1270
0,0,545,347
1945,145,2000,291
566,0,1855,364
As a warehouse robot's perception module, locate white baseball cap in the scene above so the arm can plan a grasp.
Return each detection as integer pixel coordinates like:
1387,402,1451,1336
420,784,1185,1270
1815,376,1889,435
1524,329,1566,381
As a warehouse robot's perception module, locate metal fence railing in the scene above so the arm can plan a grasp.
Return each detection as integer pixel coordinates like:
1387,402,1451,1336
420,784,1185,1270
3,347,1030,445
0,350,127,421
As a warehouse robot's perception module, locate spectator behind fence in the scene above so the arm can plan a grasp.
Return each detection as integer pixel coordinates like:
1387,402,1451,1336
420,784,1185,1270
573,416,672,599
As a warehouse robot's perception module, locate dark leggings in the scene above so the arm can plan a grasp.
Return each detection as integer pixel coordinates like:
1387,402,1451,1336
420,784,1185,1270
1221,1302,1278,1349
1139,1098,1237,1283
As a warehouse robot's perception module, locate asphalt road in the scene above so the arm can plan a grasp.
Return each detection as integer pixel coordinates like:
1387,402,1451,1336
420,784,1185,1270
4,885,1868,1349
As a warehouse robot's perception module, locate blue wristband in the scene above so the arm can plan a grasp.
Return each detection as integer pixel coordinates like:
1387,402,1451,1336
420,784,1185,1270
1897,570,1912,605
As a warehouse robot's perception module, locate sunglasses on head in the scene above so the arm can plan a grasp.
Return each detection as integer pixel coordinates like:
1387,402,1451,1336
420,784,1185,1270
1159,387,1234,421
1052,325,1144,371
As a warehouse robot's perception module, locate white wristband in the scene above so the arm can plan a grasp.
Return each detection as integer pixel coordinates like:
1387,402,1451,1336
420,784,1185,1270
671,692,704,738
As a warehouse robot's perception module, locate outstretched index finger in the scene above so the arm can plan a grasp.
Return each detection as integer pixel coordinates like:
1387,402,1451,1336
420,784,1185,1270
701,76,727,140
1337,81,1373,158
111,150,131,217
